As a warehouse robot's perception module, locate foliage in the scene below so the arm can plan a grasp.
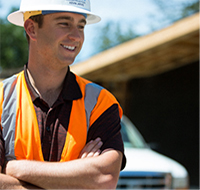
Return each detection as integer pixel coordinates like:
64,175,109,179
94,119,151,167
0,8,28,70
95,0,199,53
181,0,199,17
96,21,140,52
0,1,199,69
150,0,199,25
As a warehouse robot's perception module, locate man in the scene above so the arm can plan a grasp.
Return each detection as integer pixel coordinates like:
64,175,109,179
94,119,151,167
0,0,126,189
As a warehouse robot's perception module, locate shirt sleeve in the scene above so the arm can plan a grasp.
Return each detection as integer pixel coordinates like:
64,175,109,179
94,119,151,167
0,126,5,168
87,104,126,170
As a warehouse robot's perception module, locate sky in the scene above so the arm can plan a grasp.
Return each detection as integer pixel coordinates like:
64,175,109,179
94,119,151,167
0,0,158,25
0,0,160,63
0,0,195,63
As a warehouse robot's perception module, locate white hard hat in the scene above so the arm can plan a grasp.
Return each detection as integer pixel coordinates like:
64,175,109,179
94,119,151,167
7,0,101,27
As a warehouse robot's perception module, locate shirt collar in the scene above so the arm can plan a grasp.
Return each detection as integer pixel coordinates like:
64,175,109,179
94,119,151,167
24,64,82,102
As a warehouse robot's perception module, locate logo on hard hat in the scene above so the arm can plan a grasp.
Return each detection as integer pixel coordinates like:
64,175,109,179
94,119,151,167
66,0,87,8
7,0,101,26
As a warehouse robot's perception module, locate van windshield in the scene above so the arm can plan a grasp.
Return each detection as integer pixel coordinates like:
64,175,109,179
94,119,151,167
121,117,147,149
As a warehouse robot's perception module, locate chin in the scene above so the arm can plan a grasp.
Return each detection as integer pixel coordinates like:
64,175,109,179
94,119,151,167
60,59,75,66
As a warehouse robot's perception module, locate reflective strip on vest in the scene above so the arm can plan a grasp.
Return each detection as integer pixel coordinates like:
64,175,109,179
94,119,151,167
0,73,104,161
84,83,103,131
1,75,18,161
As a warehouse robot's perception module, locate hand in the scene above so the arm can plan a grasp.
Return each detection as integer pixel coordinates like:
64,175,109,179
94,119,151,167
79,137,103,159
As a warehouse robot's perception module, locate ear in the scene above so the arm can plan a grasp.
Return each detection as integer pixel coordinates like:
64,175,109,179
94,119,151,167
24,19,38,41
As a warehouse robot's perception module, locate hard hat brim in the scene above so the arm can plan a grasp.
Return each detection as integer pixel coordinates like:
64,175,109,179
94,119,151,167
7,5,101,26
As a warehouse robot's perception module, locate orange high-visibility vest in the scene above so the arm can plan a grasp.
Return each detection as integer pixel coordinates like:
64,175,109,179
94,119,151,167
0,71,122,162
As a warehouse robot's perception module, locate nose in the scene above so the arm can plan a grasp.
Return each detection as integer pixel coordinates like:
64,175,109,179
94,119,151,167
68,27,82,42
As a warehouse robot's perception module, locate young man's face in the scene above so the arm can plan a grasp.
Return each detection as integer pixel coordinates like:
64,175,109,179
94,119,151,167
35,12,86,68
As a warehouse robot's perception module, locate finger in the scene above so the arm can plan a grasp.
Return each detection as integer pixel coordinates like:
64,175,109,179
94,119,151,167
94,149,101,157
84,138,102,152
89,140,103,155
87,148,101,158
79,138,102,158
86,140,103,158
79,140,94,158
80,152,87,159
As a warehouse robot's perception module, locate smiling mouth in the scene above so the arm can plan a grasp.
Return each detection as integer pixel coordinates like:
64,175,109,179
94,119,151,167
62,45,76,51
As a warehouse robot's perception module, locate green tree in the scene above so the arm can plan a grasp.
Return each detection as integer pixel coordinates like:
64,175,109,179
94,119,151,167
150,0,199,26
181,0,199,17
95,0,199,53
0,8,28,70
95,21,140,53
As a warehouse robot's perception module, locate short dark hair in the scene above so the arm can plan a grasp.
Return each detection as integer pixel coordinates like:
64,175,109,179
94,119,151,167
26,14,44,44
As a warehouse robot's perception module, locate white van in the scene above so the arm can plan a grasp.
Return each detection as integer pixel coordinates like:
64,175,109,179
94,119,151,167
117,115,189,189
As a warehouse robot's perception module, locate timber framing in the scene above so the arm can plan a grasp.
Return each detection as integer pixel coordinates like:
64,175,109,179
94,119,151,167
71,13,199,82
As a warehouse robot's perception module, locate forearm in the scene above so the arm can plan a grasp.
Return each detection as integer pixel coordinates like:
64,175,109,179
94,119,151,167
0,173,41,189
6,150,122,189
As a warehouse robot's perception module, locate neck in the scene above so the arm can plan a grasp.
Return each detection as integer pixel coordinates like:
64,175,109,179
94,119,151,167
27,63,68,107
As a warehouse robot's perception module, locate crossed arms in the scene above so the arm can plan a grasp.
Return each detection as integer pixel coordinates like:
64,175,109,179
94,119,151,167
0,138,123,189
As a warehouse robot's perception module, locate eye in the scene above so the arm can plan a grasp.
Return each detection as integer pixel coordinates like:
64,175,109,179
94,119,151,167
78,24,85,30
59,22,70,27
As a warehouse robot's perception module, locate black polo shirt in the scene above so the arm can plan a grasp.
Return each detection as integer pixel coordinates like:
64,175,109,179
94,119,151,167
0,66,126,170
